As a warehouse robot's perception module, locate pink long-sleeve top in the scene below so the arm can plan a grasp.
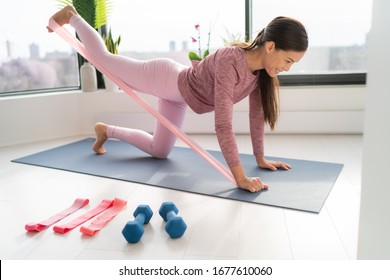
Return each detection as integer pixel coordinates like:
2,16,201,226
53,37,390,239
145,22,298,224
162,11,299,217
178,46,265,167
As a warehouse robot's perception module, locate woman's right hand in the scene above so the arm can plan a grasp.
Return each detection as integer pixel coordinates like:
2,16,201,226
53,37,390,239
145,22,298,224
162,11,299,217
230,164,269,192
236,176,269,193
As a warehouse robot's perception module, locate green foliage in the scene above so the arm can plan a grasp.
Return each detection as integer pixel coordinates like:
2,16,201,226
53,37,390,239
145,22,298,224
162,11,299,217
188,51,201,62
189,49,210,62
57,0,111,29
103,28,121,54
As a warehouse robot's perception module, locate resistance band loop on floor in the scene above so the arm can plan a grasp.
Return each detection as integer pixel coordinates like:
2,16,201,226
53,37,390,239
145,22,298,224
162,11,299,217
80,198,127,236
25,198,89,232
48,18,235,184
53,199,114,234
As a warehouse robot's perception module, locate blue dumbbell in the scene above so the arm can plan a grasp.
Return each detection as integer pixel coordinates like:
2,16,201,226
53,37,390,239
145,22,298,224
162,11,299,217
122,205,153,243
159,202,187,238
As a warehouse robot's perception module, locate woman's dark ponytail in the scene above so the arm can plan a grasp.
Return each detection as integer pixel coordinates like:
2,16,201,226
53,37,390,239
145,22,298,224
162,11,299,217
259,69,279,130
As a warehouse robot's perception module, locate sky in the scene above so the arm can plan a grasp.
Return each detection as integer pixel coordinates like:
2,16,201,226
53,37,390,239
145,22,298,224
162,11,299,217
0,0,373,59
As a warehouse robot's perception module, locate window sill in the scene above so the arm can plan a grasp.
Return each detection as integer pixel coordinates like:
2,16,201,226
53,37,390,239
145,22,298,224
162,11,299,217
279,73,366,86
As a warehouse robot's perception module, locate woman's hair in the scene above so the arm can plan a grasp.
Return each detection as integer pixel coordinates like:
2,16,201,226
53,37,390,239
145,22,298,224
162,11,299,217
234,16,308,130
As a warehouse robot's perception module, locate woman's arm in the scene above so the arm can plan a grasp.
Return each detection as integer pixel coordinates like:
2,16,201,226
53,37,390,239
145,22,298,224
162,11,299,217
213,52,267,192
249,90,291,171
249,89,265,159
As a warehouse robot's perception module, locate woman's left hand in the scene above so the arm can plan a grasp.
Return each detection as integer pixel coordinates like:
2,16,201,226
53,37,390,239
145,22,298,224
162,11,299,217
257,158,292,171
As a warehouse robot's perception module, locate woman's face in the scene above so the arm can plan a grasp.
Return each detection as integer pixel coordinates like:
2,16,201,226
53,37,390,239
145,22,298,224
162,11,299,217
264,42,306,77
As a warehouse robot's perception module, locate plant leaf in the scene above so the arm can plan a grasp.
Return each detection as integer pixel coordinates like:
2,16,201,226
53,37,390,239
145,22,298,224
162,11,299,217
188,51,201,61
72,0,96,27
203,49,210,59
94,0,112,29
103,28,121,54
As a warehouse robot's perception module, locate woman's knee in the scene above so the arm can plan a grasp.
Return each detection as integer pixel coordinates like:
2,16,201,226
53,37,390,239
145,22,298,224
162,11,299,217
152,149,171,159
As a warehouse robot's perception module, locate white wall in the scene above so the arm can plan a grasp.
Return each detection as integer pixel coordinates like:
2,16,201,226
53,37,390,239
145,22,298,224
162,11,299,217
357,0,390,259
0,84,365,147
81,85,365,135
0,92,79,147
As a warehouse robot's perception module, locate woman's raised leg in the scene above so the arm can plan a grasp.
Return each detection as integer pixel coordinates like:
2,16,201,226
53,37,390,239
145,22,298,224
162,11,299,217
50,6,189,159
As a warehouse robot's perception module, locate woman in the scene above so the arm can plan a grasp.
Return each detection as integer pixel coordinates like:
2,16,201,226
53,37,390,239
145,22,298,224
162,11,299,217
49,6,308,193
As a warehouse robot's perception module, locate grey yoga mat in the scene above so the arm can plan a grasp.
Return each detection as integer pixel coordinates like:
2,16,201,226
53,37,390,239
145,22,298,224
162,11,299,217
12,138,343,213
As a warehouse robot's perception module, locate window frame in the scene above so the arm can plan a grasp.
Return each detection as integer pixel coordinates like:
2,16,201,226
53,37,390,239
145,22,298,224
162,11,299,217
245,0,367,86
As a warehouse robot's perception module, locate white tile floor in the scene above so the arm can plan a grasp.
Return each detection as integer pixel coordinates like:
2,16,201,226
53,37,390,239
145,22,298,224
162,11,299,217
0,134,362,260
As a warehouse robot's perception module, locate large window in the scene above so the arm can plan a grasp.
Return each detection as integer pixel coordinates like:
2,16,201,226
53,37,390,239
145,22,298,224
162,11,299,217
252,0,372,83
109,0,371,78
0,0,79,95
0,0,372,96
108,0,245,66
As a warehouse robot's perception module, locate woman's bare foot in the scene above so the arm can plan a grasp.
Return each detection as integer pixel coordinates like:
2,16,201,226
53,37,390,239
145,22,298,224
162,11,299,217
47,5,78,32
93,122,109,155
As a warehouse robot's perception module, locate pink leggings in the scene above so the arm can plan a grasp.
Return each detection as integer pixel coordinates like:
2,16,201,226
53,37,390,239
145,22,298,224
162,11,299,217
70,15,189,158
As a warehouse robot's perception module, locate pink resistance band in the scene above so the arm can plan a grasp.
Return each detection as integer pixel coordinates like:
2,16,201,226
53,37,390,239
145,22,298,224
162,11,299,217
53,199,113,234
80,198,127,236
48,18,235,184
25,198,89,232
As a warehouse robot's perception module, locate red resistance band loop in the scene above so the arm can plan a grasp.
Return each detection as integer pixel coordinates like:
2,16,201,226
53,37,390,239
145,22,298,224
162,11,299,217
53,199,114,234
25,198,89,232
80,198,127,236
